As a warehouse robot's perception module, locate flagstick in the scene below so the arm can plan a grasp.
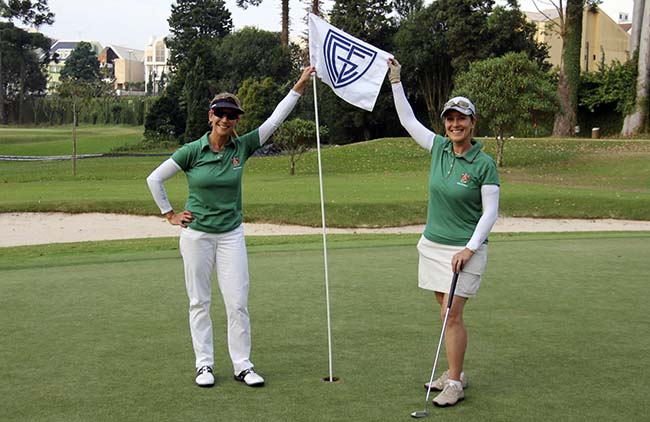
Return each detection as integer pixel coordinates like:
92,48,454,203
312,74,335,383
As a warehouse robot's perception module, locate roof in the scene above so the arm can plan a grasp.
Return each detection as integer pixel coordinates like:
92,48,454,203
619,23,632,33
105,45,145,61
524,9,560,22
50,40,103,53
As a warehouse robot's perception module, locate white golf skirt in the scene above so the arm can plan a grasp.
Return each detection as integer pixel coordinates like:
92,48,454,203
417,236,488,298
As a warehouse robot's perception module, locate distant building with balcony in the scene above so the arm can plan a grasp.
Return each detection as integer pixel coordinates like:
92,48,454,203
98,45,145,94
144,36,171,95
46,40,103,92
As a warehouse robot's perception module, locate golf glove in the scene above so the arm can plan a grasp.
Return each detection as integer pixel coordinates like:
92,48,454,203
388,59,401,84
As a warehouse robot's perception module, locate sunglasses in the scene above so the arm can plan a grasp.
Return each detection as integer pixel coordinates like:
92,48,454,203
211,108,240,120
443,99,472,109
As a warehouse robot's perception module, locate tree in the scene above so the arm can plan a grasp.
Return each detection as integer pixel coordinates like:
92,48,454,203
622,0,650,136
166,0,233,71
273,118,328,175
486,0,550,70
306,0,324,15
57,78,111,175
553,0,584,136
394,0,493,130
580,57,637,115
0,22,51,123
237,0,291,47
0,0,53,25
144,93,185,141
453,52,557,167
236,76,284,134
213,27,294,92
392,0,424,21
0,0,54,124
330,0,395,48
183,56,211,141
147,0,232,144
59,41,100,82
57,42,110,175
530,0,587,136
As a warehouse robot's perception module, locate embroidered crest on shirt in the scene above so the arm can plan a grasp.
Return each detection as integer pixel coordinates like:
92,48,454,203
231,156,243,171
457,172,471,187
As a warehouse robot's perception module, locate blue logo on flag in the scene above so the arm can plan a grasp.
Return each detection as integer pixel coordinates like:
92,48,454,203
323,30,377,89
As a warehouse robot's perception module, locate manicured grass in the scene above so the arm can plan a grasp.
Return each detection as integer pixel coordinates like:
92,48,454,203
1,128,649,223
0,125,144,156
1,232,648,421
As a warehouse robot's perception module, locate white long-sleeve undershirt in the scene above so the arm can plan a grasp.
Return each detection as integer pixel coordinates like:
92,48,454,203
391,82,434,151
146,158,181,214
146,89,302,214
258,89,301,145
466,184,500,251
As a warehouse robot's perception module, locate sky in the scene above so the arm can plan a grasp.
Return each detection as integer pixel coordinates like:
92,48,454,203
35,0,635,51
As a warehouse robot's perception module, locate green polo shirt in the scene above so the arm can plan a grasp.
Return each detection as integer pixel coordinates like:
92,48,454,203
423,135,500,246
171,130,261,234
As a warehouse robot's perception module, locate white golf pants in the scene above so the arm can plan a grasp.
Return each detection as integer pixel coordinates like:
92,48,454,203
179,224,253,373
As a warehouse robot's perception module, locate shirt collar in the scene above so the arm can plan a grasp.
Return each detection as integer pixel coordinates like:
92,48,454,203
443,139,483,163
199,132,233,151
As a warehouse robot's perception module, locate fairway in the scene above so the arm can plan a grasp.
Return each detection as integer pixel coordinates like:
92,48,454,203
1,132,649,223
1,232,648,421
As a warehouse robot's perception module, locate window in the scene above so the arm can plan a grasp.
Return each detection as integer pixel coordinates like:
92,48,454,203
155,41,165,62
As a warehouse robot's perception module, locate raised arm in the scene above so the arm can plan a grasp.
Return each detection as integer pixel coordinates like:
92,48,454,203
388,58,435,151
258,66,315,144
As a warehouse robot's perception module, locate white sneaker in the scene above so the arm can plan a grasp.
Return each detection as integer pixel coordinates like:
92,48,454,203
234,368,265,387
432,382,465,407
195,365,215,387
424,370,468,391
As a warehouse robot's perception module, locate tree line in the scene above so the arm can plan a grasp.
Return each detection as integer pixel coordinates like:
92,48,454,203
1,0,648,144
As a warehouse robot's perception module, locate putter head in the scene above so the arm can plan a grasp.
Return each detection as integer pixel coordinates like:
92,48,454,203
411,410,428,418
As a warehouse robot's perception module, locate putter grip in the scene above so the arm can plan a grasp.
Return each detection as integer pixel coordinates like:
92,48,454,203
447,272,460,308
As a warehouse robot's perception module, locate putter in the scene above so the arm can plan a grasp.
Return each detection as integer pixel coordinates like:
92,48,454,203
410,271,460,418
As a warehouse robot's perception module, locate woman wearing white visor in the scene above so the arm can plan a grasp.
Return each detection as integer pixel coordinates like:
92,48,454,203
147,66,314,388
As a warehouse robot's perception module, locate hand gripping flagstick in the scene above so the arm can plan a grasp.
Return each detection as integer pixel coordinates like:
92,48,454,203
312,70,337,383
411,272,460,418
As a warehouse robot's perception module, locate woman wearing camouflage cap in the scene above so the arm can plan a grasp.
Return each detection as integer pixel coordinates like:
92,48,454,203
388,58,500,407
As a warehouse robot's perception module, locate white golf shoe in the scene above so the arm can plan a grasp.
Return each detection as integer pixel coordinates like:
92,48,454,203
432,382,465,407
234,368,265,387
424,370,468,391
195,365,215,387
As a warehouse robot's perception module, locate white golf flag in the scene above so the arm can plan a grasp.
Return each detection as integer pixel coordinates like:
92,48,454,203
309,13,392,112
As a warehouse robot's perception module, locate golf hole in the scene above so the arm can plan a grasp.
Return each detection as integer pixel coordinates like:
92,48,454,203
322,376,340,383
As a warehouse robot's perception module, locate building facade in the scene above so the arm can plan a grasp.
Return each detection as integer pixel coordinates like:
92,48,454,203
526,6,630,72
144,36,171,95
98,45,145,93
46,40,103,92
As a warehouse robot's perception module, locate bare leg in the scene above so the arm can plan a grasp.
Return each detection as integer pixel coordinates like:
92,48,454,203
435,291,467,381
